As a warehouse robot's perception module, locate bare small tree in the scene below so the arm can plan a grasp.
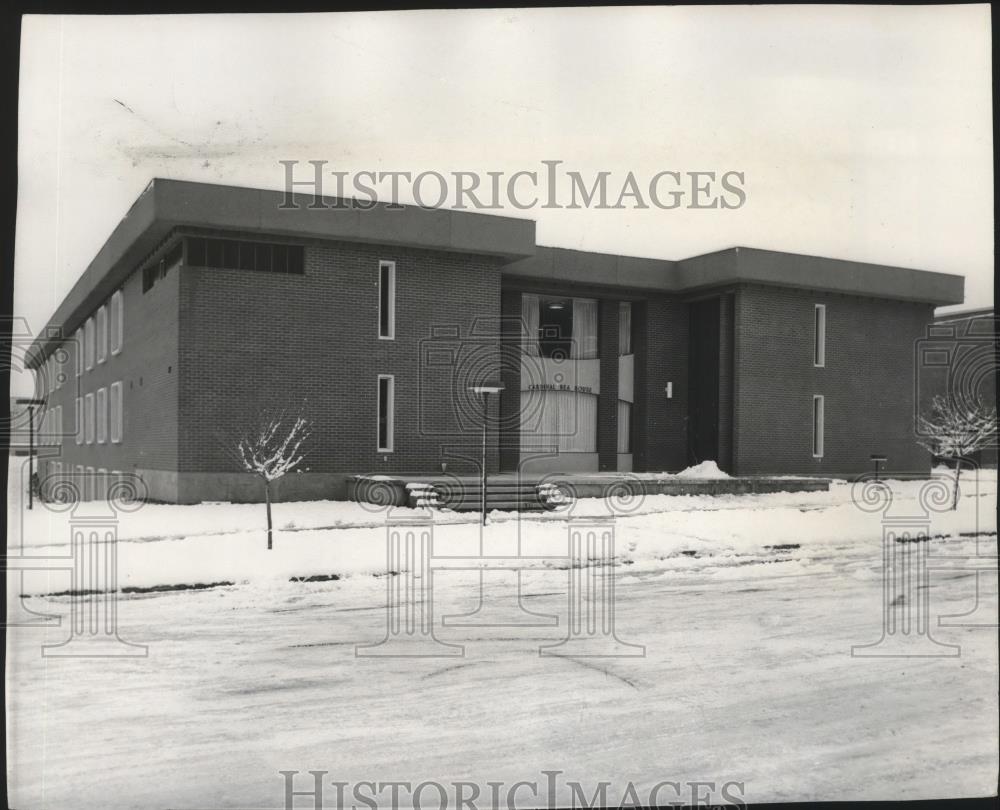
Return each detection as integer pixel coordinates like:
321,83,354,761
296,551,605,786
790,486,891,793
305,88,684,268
235,409,313,549
916,395,997,510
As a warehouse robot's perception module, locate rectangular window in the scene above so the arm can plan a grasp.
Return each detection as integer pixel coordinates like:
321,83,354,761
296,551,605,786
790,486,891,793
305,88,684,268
535,297,599,359
110,381,123,443
75,397,83,445
111,290,124,354
379,261,395,339
617,400,632,453
142,265,158,293
185,236,303,274
162,242,183,277
96,387,108,444
74,329,82,377
84,317,95,370
85,393,95,444
377,374,394,452
812,395,825,458
97,305,108,363
618,302,633,356
814,304,826,367
141,242,183,293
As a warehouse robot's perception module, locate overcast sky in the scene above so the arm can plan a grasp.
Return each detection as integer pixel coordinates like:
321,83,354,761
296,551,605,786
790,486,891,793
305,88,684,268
12,6,993,393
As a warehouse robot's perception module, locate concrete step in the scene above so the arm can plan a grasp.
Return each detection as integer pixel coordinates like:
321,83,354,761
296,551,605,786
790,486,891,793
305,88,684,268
444,500,549,512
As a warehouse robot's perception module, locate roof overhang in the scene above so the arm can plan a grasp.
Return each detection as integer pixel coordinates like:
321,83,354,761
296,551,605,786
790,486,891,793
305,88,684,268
26,178,536,366
503,245,965,306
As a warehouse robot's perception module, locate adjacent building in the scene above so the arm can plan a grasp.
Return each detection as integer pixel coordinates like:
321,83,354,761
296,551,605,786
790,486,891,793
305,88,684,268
920,307,997,468
25,179,966,502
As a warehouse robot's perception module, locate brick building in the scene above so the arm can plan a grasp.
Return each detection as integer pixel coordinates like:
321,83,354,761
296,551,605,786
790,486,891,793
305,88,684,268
25,179,965,502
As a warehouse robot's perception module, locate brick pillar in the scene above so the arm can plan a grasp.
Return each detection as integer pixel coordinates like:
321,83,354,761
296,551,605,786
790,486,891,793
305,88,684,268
598,299,619,472
717,293,735,473
499,290,522,472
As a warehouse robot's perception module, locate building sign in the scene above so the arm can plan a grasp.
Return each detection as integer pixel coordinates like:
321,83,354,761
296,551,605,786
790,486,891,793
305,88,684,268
528,383,593,394
521,356,601,397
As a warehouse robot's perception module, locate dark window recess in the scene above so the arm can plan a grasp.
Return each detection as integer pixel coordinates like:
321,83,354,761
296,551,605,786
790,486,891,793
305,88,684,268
185,236,303,274
162,242,182,274
141,242,183,294
378,377,390,449
142,265,158,293
187,237,206,266
379,264,392,337
538,298,573,359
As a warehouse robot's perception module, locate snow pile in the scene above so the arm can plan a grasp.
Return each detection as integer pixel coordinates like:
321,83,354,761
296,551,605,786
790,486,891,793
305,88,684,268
674,460,731,479
7,457,996,593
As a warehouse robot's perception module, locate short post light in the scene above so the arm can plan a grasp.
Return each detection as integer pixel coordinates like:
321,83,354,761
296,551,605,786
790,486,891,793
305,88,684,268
870,454,887,482
468,384,504,526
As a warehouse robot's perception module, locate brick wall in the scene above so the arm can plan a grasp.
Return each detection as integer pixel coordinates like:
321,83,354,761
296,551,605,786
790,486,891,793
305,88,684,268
717,292,736,471
40,259,180,500
177,239,504,487
733,283,935,475
597,299,620,471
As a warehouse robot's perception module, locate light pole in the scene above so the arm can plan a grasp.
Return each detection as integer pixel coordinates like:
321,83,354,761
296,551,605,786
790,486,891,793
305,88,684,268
16,397,45,510
468,384,504,526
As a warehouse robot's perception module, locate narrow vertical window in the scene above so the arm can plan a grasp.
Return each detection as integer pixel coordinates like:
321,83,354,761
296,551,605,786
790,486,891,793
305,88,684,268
813,304,826,367
618,302,633,355
85,393,95,444
617,400,632,453
377,374,394,452
85,317,95,370
75,397,83,445
97,305,108,363
110,381,123,443
74,329,83,377
96,387,108,444
812,395,825,458
378,261,395,339
111,290,124,354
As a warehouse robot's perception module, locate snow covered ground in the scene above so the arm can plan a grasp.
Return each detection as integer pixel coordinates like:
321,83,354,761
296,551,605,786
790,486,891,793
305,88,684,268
5,460,999,807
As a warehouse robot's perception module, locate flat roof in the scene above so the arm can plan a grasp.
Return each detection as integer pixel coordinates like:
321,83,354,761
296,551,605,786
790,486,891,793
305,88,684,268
25,179,537,366
505,245,964,305
26,179,965,365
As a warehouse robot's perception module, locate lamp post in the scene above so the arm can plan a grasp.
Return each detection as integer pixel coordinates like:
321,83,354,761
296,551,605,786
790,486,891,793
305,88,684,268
16,397,45,510
468,384,504,526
